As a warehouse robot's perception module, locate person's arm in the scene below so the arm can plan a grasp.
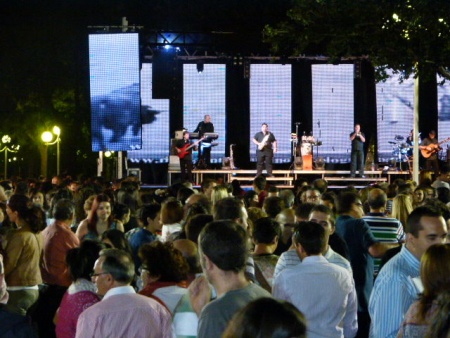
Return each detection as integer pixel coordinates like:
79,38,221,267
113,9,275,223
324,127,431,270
368,242,400,258
252,136,260,146
188,275,212,317
359,133,366,143
75,220,88,241
3,233,24,275
350,132,357,141
343,281,358,338
272,140,278,153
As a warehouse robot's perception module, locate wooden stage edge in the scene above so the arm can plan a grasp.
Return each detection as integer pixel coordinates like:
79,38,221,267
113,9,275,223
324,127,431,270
167,169,412,187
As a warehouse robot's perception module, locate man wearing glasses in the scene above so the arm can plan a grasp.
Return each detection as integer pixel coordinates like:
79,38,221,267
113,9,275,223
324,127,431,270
76,249,172,338
335,192,400,338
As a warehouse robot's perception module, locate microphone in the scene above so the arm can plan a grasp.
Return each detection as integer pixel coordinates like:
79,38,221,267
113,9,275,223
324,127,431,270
295,122,302,125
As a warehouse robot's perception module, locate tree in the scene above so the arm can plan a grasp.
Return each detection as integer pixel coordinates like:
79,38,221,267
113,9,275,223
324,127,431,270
263,0,450,81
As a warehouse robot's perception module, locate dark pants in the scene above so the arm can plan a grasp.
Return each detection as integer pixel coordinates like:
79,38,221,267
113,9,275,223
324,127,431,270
425,158,439,177
351,149,365,176
179,156,193,182
32,284,67,338
200,145,211,166
256,149,273,176
356,311,370,338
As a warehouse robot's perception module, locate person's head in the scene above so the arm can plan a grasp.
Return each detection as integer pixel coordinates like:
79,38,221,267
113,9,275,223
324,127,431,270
305,187,321,204
89,193,112,223
113,203,131,224
253,175,266,192
222,297,307,338
279,189,295,208
204,114,211,123
160,199,184,225
199,220,248,276
429,130,436,138
67,240,105,281
101,229,132,254
252,217,281,246
425,290,450,338
211,185,229,206
185,193,212,215
185,213,213,244
31,191,45,208
367,188,387,211
213,197,248,229
263,196,285,218
312,178,328,194
405,206,448,260
138,241,189,285
6,194,46,233
392,193,414,226
177,187,195,205
172,239,201,275
137,203,161,231
92,248,135,296
243,190,259,208
294,202,316,222
53,198,76,222
354,124,361,132
201,179,217,200
336,191,364,218
293,221,327,258
183,131,190,140
414,186,427,205
309,204,335,237
261,123,269,133
419,244,450,320
320,191,337,213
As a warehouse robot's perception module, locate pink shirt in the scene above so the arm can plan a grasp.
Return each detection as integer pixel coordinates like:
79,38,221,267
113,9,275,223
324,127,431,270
76,286,173,338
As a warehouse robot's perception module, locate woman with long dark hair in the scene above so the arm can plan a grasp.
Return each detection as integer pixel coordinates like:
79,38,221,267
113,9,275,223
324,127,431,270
4,194,46,315
76,194,124,241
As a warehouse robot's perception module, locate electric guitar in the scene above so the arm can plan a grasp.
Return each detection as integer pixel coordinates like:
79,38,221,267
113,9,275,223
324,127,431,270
177,137,206,159
420,137,450,158
258,132,271,150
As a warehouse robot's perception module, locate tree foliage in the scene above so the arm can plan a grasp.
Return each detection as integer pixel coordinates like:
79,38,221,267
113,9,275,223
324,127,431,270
263,0,450,81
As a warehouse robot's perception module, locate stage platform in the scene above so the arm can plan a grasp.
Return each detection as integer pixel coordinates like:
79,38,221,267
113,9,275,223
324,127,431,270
168,169,412,188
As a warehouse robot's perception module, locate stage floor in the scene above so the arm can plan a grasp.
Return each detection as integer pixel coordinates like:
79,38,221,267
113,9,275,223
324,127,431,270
167,169,412,187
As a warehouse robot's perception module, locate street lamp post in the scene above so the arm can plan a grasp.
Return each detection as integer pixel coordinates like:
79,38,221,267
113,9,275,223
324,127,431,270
41,126,61,175
0,135,20,179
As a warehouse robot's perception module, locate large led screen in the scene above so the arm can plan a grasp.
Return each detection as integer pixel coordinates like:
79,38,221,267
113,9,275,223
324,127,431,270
249,64,292,163
312,64,354,164
89,33,141,152
127,63,170,163
437,75,450,161
376,70,414,163
183,64,226,163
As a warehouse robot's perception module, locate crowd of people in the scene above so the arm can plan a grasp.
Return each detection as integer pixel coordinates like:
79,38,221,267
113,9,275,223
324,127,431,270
0,172,449,338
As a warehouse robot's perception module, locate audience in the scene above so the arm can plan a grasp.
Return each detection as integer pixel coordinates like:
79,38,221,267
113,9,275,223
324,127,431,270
76,248,172,337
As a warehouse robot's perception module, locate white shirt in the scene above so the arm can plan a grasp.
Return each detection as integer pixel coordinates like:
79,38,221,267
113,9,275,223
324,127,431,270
273,255,358,338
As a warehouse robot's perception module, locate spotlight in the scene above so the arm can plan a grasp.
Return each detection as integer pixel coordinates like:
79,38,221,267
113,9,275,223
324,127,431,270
197,62,204,73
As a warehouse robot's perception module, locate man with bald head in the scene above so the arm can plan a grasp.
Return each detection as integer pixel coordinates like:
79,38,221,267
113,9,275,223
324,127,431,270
362,188,404,276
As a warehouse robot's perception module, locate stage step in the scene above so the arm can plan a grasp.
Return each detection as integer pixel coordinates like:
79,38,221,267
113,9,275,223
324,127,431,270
324,177,387,182
231,177,293,182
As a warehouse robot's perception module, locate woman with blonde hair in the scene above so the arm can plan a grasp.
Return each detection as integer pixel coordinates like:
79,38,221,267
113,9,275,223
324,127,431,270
211,185,229,206
398,243,450,337
391,194,414,228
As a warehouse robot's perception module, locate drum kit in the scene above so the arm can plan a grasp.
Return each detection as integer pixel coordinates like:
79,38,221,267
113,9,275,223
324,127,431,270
389,135,411,161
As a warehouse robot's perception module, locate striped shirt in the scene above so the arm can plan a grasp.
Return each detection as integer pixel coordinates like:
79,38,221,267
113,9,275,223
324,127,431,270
362,213,404,275
274,247,352,279
368,245,421,338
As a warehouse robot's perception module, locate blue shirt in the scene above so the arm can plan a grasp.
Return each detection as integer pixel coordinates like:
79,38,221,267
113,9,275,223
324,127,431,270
368,245,421,338
335,215,377,312
128,228,157,269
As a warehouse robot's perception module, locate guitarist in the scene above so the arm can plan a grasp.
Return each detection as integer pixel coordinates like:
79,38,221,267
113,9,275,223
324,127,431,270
175,131,196,182
252,123,277,177
193,114,215,168
419,130,440,177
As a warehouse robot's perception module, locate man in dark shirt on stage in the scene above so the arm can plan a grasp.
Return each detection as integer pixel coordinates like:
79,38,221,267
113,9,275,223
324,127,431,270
419,130,440,177
350,123,366,178
194,115,215,168
252,123,277,177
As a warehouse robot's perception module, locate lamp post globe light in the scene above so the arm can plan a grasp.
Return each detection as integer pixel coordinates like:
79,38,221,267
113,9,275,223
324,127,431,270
41,126,61,175
0,135,20,179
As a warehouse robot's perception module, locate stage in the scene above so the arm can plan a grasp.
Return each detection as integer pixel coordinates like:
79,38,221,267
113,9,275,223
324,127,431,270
167,169,412,188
